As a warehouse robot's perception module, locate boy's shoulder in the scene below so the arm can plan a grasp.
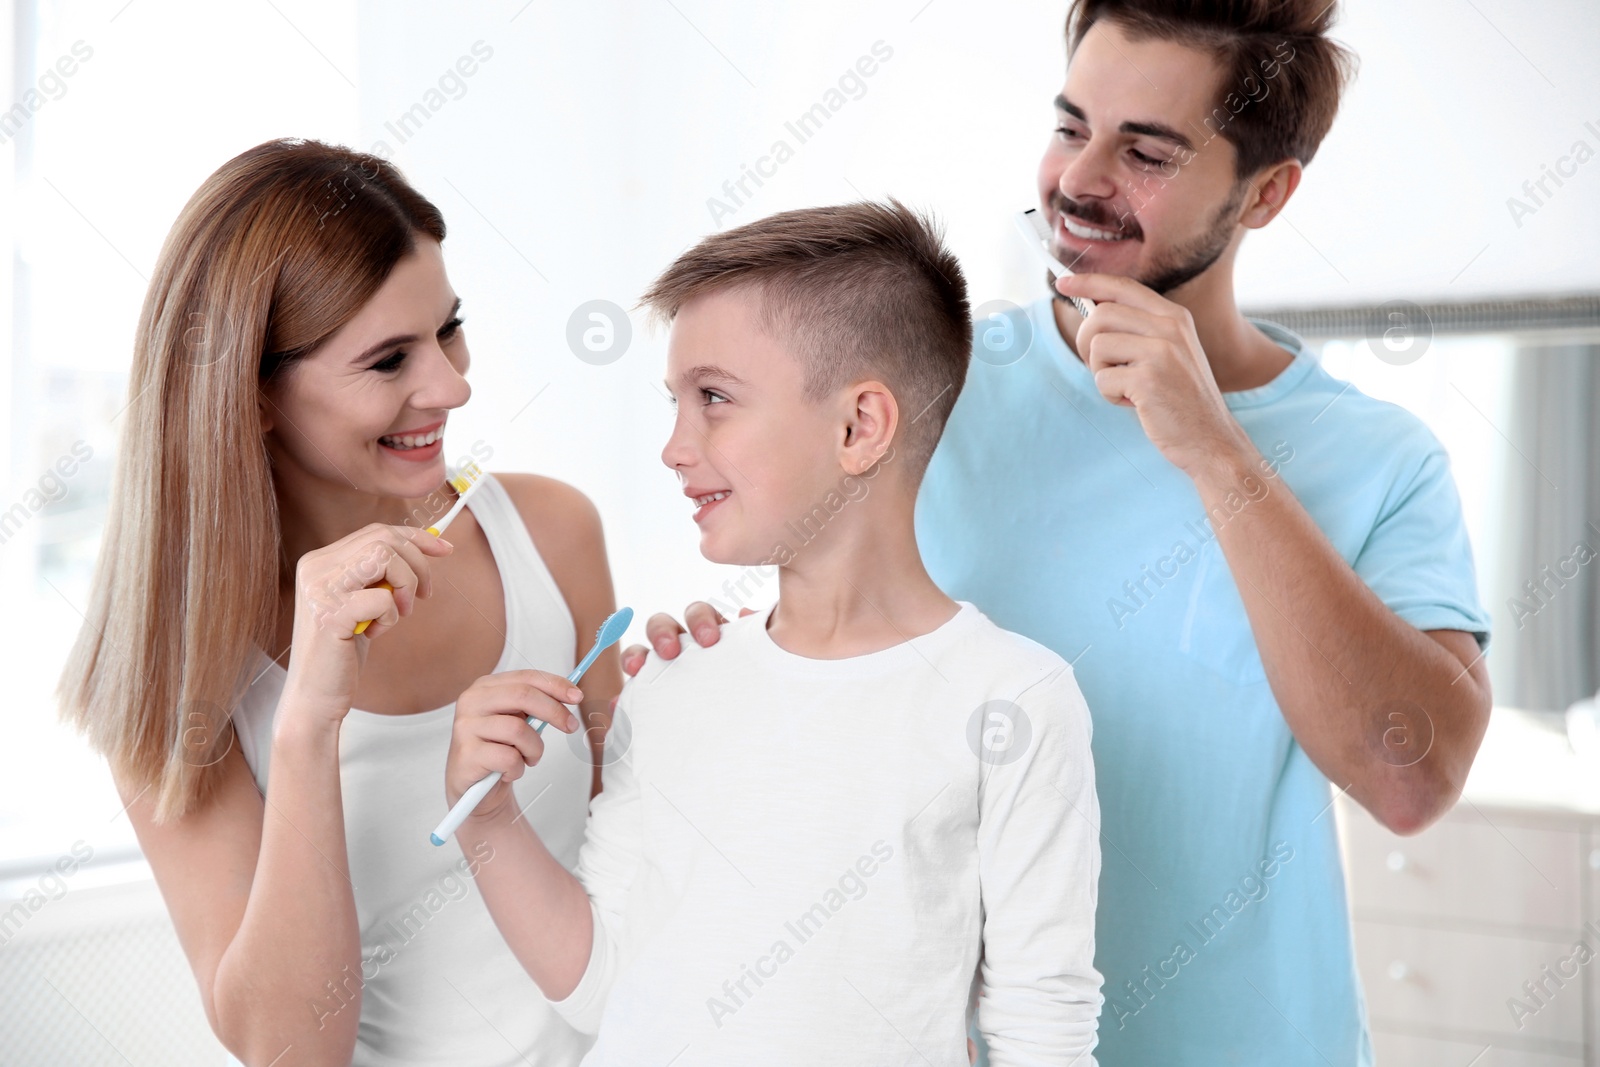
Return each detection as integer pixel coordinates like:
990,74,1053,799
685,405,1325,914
953,608,1079,698
620,602,1076,703
623,609,763,689
953,613,1092,756
960,607,1066,665
940,601,1068,668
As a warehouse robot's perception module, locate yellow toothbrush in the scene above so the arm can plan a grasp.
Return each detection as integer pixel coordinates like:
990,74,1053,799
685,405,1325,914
352,461,487,635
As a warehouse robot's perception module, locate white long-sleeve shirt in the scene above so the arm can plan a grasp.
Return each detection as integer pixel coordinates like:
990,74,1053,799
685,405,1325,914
550,599,1102,1065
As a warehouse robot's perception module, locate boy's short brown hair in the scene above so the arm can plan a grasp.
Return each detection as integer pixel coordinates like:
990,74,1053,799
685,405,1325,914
639,199,971,481
1066,0,1357,178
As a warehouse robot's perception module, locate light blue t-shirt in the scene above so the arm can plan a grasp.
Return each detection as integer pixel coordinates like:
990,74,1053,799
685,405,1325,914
916,296,1490,1066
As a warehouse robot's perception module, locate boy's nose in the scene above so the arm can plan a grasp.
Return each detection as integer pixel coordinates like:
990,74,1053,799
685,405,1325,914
660,415,699,471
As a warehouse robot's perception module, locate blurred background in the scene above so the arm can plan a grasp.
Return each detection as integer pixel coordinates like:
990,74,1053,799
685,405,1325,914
0,0,1597,1063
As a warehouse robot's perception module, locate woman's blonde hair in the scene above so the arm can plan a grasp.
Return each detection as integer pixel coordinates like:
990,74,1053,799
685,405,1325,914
57,138,446,822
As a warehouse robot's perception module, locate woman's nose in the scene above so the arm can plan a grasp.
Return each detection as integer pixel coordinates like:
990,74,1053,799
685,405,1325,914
415,341,471,411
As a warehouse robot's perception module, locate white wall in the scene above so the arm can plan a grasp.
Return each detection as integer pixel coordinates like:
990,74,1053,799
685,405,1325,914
6,0,1595,867
1245,0,1600,306
351,0,1600,630
3,0,361,863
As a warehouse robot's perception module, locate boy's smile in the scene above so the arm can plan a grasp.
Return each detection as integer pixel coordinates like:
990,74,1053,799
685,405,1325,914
684,486,733,524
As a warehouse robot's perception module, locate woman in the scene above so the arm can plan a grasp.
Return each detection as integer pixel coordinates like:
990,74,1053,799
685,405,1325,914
56,138,619,1066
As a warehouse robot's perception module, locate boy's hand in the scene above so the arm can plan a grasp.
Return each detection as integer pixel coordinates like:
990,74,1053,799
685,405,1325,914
446,670,582,821
618,603,755,678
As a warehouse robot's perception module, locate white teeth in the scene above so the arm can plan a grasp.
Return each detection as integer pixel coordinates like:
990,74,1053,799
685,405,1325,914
694,491,730,507
381,426,443,449
1061,214,1131,242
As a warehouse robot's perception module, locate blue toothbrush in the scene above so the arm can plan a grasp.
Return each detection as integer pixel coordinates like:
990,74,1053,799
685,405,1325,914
430,606,634,845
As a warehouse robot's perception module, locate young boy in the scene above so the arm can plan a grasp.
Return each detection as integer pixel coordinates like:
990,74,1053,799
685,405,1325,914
445,200,1102,1064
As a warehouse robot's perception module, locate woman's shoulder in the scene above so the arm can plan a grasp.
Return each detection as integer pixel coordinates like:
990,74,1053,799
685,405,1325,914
490,472,610,609
491,471,603,547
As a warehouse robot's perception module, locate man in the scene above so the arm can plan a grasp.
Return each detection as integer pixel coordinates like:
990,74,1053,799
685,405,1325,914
624,1,1492,1062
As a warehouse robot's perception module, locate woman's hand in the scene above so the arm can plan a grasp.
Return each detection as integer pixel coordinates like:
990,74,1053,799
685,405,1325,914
282,523,453,724
446,670,582,823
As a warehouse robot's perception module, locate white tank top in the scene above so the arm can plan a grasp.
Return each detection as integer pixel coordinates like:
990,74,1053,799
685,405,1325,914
230,473,595,1066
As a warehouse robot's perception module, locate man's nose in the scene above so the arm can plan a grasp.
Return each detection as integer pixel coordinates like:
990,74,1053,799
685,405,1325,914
1057,134,1122,205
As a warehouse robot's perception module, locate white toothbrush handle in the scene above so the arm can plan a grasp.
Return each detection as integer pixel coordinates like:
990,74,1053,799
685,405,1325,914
430,716,551,846
1014,210,1096,316
431,770,503,846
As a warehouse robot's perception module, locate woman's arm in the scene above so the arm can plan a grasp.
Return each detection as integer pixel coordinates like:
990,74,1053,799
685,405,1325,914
125,699,361,1067
128,522,450,1066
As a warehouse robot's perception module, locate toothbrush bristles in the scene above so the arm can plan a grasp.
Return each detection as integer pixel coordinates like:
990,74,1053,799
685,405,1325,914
1024,207,1053,242
448,459,485,496
1017,209,1094,320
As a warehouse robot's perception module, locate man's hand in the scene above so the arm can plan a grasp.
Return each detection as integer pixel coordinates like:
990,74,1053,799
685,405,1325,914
1056,274,1492,835
612,602,757,708
1058,272,1254,479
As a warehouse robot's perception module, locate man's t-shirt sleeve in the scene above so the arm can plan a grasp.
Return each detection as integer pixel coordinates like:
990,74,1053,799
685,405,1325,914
1351,439,1492,650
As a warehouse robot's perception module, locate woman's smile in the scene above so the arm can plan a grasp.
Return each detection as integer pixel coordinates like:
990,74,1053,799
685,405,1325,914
377,418,447,462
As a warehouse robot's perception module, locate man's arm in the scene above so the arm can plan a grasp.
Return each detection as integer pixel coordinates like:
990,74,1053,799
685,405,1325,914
1192,444,1490,834
1059,272,1492,836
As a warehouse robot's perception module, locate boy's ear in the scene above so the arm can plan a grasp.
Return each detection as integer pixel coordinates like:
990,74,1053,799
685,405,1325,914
840,381,897,475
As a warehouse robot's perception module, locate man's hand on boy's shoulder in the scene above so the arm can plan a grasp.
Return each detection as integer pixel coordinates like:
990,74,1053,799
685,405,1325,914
617,602,755,680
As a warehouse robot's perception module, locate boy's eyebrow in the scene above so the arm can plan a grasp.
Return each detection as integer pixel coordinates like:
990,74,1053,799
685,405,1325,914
353,297,464,363
1055,93,1195,152
666,364,751,390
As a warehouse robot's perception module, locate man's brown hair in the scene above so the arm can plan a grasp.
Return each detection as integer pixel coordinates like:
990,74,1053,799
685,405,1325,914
1066,0,1357,178
638,199,971,481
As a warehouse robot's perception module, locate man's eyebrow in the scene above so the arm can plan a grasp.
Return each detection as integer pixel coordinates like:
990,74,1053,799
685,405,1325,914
1121,119,1194,151
1055,94,1087,122
354,297,463,363
1055,94,1195,152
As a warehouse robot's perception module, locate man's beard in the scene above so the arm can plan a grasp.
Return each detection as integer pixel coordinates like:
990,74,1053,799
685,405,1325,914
1051,179,1246,299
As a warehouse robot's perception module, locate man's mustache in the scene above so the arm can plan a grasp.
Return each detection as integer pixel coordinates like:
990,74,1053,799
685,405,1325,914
1055,195,1142,239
